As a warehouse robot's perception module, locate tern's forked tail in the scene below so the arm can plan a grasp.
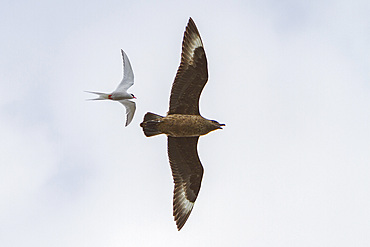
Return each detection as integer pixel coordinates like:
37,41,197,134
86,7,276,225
85,91,111,100
140,112,164,137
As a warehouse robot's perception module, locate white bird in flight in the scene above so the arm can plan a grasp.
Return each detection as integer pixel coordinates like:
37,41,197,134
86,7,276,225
86,49,136,126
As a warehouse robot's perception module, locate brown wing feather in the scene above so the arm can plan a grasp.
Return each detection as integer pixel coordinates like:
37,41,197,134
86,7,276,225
168,18,208,115
167,136,204,230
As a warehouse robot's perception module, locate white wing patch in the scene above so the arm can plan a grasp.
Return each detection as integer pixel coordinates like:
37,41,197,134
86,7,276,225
173,184,195,230
188,33,203,61
183,31,204,67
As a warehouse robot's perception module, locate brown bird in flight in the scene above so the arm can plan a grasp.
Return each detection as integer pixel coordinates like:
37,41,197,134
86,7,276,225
140,18,225,231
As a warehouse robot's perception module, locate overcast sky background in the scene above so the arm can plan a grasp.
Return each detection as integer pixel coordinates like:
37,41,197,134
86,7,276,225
1,0,369,246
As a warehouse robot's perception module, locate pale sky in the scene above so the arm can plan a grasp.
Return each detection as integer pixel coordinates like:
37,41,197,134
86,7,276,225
1,0,369,246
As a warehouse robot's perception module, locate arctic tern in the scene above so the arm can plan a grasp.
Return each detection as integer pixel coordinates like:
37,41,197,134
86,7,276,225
86,49,136,126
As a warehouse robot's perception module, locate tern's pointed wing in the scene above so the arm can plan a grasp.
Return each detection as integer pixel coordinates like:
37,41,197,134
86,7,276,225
118,100,136,126
168,18,208,115
167,136,203,230
114,50,134,92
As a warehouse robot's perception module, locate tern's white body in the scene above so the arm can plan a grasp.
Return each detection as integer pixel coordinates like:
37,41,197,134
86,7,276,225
86,49,136,126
